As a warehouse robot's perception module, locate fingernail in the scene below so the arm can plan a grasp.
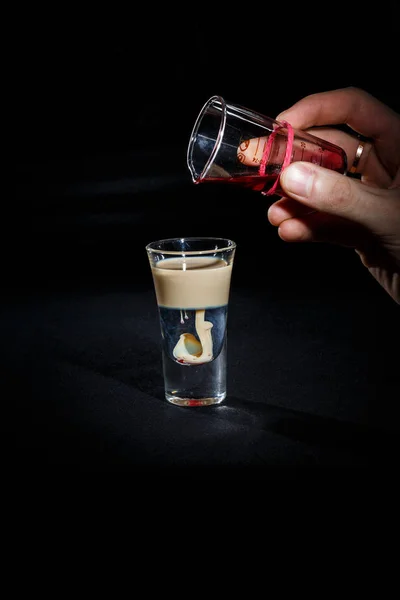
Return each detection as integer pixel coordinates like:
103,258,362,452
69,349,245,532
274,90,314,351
282,163,314,197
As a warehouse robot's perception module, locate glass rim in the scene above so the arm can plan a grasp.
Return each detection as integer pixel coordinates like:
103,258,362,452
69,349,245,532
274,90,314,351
146,236,236,256
186,95,226,182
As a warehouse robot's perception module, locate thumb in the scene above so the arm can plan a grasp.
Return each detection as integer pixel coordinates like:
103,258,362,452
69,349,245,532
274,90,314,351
279,162,397,234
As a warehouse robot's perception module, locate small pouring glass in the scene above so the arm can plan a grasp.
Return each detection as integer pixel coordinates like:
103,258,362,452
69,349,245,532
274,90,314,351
187,95,347,196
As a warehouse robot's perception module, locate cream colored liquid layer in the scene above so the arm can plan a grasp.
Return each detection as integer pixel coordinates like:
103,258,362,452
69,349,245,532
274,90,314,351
151,256,232,309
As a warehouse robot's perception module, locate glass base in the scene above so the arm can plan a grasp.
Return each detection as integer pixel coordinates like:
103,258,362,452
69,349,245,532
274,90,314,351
165,392,226,407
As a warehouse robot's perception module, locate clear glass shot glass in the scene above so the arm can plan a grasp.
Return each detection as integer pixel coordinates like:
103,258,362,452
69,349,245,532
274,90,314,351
146,237,236,407
187,95,347,195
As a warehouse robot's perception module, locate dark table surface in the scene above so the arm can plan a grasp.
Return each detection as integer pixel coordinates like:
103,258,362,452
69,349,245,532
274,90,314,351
7,177,400,479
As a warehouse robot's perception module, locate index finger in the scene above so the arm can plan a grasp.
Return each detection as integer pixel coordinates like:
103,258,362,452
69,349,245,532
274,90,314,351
277,87,400,175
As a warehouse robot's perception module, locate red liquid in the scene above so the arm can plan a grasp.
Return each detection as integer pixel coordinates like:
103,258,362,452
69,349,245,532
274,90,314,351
199,175,277,194
197,140,347,196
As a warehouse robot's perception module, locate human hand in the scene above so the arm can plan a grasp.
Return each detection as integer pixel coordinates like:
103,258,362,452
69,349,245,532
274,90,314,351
266,87,400,303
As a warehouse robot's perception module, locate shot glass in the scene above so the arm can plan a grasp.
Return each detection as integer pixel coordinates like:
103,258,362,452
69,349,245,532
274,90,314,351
146,237,236,407
187,95,347,196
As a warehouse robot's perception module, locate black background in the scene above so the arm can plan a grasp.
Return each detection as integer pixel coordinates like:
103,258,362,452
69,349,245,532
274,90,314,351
14,4,400,285
7,3,400,478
